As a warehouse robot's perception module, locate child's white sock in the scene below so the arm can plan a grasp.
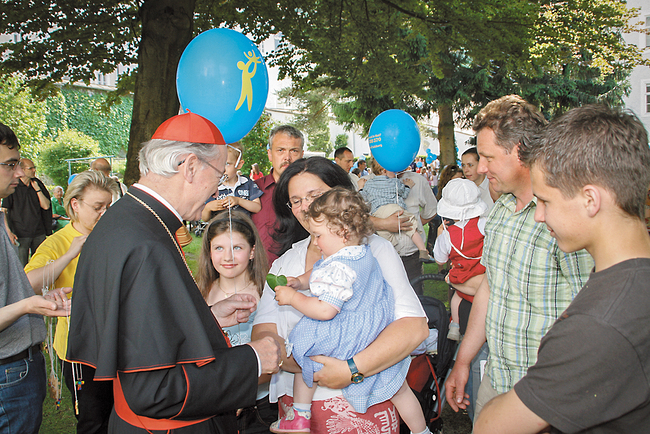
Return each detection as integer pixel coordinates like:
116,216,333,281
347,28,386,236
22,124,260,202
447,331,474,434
293,403,312,414
412,428,431,434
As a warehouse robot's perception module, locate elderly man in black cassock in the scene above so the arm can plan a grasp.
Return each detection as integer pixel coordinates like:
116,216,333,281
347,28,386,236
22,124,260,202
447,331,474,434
67,112,281,434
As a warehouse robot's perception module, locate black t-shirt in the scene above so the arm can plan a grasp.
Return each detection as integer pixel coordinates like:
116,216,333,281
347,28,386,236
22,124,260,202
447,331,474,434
515,258,650,433
2,178,51,237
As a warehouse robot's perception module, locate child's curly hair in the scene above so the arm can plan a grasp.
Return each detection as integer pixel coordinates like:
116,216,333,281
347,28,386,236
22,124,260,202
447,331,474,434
306,187,375,243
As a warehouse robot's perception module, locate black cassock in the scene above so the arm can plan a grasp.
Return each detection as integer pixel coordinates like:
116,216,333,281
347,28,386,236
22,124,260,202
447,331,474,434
68,186,258,433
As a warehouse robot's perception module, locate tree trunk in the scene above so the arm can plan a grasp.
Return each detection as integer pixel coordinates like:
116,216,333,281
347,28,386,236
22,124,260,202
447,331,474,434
124,0,196,185
437,103,456,167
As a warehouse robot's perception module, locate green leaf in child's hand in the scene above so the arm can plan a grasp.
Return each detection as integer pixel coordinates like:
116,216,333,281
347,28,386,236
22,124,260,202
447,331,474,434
266,274,287,291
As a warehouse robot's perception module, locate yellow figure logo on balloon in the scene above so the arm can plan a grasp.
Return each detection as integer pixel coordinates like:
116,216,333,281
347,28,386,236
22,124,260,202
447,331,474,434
236,50,262,112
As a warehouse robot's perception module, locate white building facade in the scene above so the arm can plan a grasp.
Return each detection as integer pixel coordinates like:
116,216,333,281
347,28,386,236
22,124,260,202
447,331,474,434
623,0,650,134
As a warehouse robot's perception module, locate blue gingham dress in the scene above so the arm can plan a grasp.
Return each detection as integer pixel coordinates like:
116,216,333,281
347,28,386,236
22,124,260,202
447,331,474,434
289,245,410,413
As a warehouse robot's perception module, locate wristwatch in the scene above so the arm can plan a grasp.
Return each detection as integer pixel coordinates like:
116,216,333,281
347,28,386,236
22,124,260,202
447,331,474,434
347,358,364,384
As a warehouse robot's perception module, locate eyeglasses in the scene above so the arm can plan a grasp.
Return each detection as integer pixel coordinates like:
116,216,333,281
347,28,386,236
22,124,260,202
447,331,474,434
79,199,109,214
286,190,324,210
0,161,19,171
177,145,241,187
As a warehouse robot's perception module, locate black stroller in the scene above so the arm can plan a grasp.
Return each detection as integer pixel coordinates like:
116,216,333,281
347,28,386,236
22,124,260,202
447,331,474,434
400,273,458,434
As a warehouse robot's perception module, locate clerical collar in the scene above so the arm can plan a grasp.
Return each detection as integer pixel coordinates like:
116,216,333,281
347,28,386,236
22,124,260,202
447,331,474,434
132,183,183,223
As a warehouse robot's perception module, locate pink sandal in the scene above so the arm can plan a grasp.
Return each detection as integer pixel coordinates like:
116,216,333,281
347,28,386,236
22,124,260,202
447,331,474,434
270,407,311,433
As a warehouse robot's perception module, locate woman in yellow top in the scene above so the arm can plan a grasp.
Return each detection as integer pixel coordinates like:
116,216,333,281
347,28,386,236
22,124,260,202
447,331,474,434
25,170,117,433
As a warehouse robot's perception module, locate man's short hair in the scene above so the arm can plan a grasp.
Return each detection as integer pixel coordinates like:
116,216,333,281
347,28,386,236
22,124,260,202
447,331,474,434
139,139,223,177
334,147,352,159
473,95,547,153
521,104,650,219
268,125,304,149
91,158,111,174
0,123,20,149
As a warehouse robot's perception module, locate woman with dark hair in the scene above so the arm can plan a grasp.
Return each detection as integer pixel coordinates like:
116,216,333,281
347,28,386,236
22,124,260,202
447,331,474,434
253,157,428,433
272,157,354,256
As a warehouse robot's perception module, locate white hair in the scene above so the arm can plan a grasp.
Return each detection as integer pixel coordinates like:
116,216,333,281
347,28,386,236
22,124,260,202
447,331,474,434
138,139,223,177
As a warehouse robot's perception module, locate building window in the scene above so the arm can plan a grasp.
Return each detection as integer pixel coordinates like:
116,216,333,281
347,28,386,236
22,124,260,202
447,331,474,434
646,83,650,114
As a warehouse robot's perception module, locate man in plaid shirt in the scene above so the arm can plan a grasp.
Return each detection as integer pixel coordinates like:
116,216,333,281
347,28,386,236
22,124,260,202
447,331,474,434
444,95,593,423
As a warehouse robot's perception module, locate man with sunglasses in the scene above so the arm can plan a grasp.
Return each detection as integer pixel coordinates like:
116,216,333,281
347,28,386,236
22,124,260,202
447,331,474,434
1,157,52,266
67,112,281,434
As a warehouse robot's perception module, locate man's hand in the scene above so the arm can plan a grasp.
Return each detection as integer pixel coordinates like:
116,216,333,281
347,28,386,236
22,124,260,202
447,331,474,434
372,210,414,233
274,285,296,306
311,355,350,389
6,228,17,245
445,362,471,412
211,293,257,328
402,178,415,188
30,287,72,317
248,336,281,375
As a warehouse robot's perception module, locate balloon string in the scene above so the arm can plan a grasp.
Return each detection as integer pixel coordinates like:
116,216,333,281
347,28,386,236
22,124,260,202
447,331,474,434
226,204,242,341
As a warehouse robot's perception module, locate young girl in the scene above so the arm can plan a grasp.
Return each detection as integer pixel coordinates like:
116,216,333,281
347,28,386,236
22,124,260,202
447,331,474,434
197,210,275,431
271,187,430,434
433,178,488,341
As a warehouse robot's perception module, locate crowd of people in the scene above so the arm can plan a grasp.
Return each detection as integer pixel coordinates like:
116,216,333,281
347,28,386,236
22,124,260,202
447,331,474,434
0,93,649,434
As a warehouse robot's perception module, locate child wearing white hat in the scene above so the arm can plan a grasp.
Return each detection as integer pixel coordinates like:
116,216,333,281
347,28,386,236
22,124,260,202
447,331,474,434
433,178,489,341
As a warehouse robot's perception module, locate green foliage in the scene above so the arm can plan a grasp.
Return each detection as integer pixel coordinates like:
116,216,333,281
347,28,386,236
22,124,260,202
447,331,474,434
0,74,47,160
39,130,100,187
335,134,348,148
278,86,333,155
264,0,645,160
46,87,132,156
240,112,276,176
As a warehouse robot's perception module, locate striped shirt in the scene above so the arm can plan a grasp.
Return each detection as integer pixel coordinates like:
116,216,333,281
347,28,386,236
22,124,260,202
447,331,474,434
361,175,410,214
483,194,593,393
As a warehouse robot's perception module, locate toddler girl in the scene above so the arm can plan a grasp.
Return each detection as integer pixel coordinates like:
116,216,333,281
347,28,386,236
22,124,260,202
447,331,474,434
271,187,430,434
433,178,488,340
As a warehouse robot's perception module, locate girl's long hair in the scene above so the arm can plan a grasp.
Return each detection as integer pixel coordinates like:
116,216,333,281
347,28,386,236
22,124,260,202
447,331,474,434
197,210,269,299
272,157,354,256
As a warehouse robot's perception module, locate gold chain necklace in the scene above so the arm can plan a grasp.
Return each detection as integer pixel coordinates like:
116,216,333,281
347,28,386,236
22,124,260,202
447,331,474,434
126,192,195,282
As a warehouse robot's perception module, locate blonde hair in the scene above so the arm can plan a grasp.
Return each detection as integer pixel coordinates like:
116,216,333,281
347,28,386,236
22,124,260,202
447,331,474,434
64,171,119,221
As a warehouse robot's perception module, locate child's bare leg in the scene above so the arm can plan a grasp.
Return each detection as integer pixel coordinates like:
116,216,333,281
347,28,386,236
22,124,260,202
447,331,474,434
293,374,317,411
411,232,427,251
450,290,461,325
272,373,314,432
391,381,427,433
450,273,484,297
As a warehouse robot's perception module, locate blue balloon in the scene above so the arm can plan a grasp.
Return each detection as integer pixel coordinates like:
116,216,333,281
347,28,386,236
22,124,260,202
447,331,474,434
426,155,434,164
177,28,269,144
368,110,420,172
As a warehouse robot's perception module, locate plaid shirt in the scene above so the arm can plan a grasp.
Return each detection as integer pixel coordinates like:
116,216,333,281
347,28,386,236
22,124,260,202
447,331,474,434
483,193,593,393
360,175,409,214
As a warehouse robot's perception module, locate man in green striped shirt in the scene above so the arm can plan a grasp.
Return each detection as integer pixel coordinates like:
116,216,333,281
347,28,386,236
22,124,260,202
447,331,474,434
445,95,593,422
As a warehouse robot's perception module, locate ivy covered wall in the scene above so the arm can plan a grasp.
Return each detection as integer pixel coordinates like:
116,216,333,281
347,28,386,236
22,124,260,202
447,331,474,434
46,86,133,157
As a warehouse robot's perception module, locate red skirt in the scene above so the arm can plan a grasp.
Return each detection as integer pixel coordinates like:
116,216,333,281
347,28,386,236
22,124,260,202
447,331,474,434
278,394,399,433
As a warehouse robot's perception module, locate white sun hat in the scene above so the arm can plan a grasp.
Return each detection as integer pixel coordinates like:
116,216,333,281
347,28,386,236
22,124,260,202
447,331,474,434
437,178,488,221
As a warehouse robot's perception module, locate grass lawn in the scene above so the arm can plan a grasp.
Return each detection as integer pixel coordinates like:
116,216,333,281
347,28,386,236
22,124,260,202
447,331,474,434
41,232,452,432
